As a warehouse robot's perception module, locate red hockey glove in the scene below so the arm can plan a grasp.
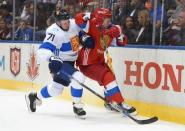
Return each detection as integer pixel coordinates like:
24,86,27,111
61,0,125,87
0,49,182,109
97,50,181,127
117,34,128,46
75,13,86,26
102,26,120,38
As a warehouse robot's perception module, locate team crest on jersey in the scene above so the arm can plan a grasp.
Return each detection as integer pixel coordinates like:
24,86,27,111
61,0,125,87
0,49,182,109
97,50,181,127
70,36,80,51
100,34,110,50
27,48,39,80
10,47,21,76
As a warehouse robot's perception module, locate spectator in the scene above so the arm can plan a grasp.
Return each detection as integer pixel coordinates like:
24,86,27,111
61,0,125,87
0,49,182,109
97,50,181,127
0,19,11,40
35,16,55,41
42,0,57,3
174,10,185,45
147,0,168,30
129,0,146,21
55,0,62,12
164,11,185,46
168,0,185,24
80,1,98,13
135,9,152,44
67,5,76,18
36,2,51,30
164,0,177,11
65,0,78,5
113,0,131,25
123,16,138,44
20,0,34,26
15,20,33,41
46,16,55,27
0,4,13,25
42,0,55,17
51,0,62,17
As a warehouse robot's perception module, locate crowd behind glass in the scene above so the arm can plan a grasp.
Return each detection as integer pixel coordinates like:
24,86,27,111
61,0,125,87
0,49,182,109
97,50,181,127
0,0,185,46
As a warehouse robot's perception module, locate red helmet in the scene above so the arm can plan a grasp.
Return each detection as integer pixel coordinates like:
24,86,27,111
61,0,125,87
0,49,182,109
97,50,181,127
92,8,112,27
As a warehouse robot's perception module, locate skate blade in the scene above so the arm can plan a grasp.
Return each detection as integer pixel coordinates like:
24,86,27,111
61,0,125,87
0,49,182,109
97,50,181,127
121,110,137,117
129,111,137,116
105,107,119,112
25,95,32,113
36,99,42,106
75,114,86,120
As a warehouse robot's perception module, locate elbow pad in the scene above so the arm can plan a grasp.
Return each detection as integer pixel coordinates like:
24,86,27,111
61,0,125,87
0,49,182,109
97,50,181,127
36,49,54,61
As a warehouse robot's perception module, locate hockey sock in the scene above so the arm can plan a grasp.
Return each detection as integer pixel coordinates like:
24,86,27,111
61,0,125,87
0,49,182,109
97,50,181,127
105,81,124,103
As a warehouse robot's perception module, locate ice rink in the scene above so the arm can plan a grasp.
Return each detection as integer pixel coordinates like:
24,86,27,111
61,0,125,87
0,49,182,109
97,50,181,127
0,89,185,131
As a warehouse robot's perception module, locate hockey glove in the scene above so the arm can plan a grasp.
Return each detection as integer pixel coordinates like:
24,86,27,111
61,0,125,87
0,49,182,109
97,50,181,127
102,26,120,38
117,34,128,46
48,56,63,74
80,32,95,48
83,12,91,21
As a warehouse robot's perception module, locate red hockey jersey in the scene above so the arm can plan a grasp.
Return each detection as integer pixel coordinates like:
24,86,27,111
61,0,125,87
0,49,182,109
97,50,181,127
75,13,127,66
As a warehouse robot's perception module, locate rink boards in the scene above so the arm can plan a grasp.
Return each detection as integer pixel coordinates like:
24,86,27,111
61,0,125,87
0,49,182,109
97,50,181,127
0,43,185,124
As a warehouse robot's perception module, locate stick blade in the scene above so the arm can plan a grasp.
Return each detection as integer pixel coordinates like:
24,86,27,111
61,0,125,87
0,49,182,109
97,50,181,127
136,116,158,124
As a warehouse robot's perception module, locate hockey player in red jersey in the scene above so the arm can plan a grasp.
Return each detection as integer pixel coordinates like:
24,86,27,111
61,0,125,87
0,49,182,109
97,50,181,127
75,8,137,115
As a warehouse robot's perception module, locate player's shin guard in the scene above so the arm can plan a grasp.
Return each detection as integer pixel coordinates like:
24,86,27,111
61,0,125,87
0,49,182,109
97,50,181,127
39,86,52,98
70,71,86,118
38,82,64,99
104,81,124,103
71,86,86,118
104,81,136,115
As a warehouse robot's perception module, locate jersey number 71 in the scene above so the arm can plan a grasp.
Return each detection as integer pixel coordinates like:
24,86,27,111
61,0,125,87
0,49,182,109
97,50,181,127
47,33,55,41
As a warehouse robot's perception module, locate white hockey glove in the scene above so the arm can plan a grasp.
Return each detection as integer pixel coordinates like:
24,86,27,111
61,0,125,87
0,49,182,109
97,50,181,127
83,12,91,21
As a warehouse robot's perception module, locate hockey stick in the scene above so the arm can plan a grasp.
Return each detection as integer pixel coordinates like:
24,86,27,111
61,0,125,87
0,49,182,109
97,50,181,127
91,31,158,124
102,42,158,124
61,70,158,124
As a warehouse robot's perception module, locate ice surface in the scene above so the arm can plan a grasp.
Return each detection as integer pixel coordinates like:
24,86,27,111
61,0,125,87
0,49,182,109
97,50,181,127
0,89,185,131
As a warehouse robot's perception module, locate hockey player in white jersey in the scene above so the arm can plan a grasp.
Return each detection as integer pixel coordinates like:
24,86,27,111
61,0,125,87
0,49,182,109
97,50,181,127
25,9,94,119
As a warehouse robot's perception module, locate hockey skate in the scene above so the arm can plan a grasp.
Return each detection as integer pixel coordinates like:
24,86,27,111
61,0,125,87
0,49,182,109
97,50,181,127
104,102,119,112
104,101,137,116
73,102,86,119
25,92,42,112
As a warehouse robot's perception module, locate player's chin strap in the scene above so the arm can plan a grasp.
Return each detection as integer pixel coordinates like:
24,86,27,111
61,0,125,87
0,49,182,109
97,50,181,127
61,70,158,124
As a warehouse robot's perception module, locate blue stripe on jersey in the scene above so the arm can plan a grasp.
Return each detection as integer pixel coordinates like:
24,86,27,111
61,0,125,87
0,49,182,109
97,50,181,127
39,42,56,52
105,86,120,97
40,86,51,98
78,23,87,29
55,49,60,56
71,86,83,97
60,42,72,51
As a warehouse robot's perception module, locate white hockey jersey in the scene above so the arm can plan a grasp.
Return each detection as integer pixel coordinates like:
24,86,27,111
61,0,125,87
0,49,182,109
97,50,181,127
37,19,82,62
